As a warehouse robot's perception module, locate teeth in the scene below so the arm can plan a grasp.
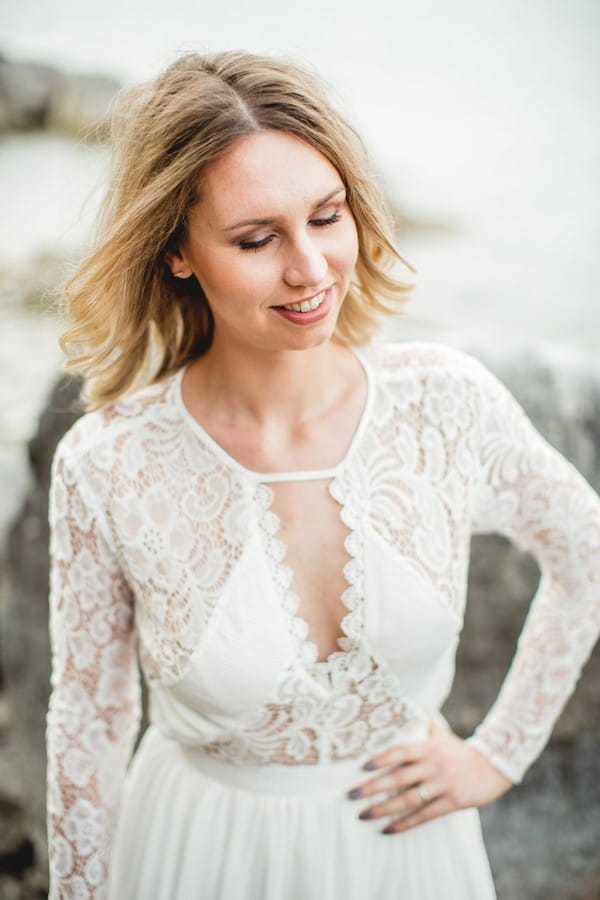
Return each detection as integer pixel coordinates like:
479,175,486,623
282,290,326,313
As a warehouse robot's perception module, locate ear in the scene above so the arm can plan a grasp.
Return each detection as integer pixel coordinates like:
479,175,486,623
165,249,193,280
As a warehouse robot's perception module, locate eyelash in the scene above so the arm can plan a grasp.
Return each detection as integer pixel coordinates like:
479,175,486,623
238,211,342,252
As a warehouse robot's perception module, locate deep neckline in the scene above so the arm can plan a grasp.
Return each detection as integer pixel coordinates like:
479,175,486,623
173,346,374,483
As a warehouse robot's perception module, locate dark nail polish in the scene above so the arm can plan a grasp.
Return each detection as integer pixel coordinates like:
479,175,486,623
347,788,363,799
358,810,373,820
363,760,377,771
381,825,395,834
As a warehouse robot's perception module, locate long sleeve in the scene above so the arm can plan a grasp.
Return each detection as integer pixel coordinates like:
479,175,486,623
47,440,141,899
467,359,600,783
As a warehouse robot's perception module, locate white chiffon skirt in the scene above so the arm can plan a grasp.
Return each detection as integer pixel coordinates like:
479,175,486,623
108,726,497,900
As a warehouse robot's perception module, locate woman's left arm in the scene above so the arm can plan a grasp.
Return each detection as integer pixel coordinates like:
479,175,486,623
349,356,600,831
463,359,600,780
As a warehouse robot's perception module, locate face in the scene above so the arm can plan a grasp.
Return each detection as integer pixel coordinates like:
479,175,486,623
166,130,359,357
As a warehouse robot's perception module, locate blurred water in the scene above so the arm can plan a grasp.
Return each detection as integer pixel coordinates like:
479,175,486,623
0,0,599,461
0,133,108,266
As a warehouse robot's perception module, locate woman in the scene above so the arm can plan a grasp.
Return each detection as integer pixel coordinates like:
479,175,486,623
47,50,600,899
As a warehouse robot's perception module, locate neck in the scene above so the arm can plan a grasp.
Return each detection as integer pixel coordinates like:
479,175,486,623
185,338,354,428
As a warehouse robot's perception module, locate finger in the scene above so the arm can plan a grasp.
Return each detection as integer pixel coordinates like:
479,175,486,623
381,796,453,834
361,741,428,773
348,763,432,800
357,781,443,821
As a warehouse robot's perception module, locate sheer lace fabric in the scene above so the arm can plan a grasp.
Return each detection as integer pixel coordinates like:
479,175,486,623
47,342,600,898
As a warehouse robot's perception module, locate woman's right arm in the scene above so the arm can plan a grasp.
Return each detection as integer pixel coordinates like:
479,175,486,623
47,440,141,899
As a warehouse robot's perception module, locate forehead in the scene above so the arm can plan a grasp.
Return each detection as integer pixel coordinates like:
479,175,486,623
197,131,343,222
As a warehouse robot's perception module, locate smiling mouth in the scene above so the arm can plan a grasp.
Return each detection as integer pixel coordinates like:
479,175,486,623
276,289,328,313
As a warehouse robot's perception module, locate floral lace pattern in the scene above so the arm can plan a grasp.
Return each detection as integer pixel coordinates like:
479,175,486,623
48,450,141,900
47,342,600,898
201,651,425,765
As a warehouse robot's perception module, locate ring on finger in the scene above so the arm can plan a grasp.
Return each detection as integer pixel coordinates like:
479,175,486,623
416,784,430,805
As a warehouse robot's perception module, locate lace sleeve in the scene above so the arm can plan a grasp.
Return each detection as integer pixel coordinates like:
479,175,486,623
47,438,141,899
465,359,600,783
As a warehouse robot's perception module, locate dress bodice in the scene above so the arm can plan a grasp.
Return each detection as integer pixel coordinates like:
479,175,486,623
149,524,460,764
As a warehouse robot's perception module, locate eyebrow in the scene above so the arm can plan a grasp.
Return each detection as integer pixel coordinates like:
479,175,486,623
223,186,346,232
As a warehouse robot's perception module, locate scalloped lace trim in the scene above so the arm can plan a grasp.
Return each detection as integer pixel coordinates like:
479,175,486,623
255,478,363,674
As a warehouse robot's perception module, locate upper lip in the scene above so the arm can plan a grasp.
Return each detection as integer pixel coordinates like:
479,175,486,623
273,285,332,308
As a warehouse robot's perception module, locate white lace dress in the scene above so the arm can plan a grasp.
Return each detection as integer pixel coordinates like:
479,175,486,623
47,342,600,900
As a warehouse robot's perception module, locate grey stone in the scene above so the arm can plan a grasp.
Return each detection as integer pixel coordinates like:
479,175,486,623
0,56,120,137
0,59,57,130
1,375,83,891
47,71,120,139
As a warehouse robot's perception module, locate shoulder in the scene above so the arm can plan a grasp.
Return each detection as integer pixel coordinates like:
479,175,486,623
359,340,517,435
52,370,183,490
363,340,492,390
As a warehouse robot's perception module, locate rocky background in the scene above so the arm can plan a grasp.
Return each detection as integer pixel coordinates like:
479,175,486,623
0,55,599,900
0,54,119,137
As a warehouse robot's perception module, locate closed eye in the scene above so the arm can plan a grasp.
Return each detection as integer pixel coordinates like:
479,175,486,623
309,211,342,227
238,210,343,252
239,234,276,251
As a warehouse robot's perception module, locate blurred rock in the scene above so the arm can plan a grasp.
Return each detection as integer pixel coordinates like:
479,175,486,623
47,71,120,139
1,342,599,897
0,57,57,130
0,54,120,137
1,375,83,893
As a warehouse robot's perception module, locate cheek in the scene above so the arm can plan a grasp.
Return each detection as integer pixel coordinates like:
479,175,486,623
196,252,265,301
202,260,283,321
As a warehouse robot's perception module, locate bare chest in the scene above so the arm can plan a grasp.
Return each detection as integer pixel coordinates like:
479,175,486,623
268,479,352,662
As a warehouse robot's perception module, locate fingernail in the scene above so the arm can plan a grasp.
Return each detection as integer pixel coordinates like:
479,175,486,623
347,788,363,799
381,825,395,834
358,810,373,820
363,760,377,771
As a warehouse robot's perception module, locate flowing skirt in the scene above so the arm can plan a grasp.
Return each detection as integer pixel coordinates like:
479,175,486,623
108,726,497,900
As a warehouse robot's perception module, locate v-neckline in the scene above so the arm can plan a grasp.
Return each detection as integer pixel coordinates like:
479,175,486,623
255,473,365,671
174,344,374,670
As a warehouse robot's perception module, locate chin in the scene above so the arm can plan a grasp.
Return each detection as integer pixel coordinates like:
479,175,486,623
285,321,339,353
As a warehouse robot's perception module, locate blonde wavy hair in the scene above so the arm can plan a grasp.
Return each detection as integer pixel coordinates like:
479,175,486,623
61,50,414,409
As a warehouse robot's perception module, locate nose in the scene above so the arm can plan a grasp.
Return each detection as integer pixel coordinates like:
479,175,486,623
283,233,328,288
